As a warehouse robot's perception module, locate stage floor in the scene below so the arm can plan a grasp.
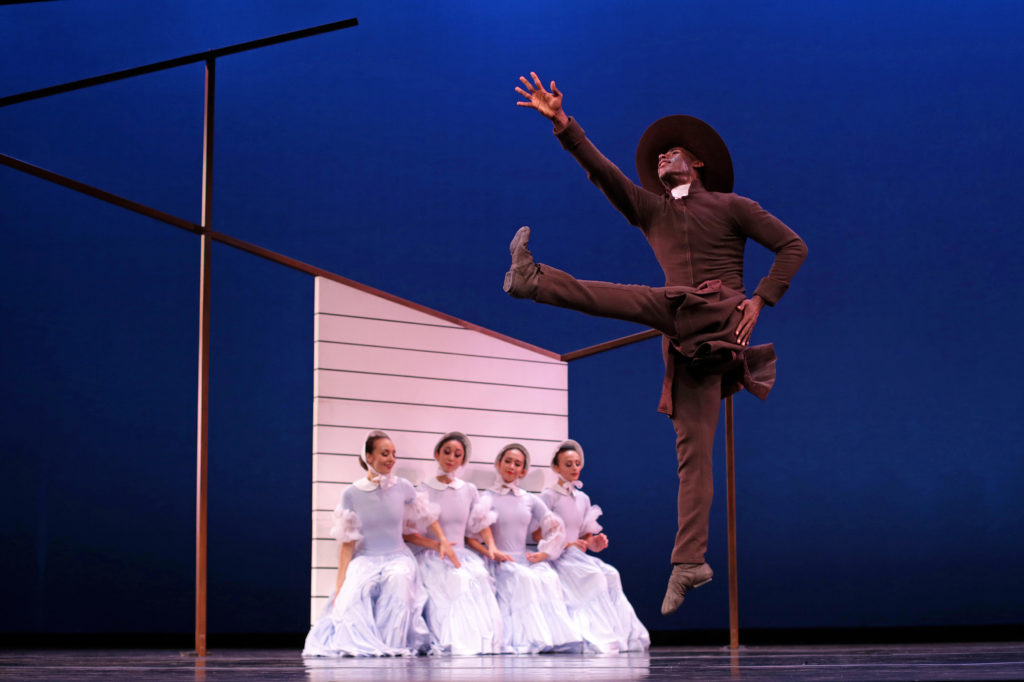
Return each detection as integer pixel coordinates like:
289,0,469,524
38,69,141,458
2,643,1023,681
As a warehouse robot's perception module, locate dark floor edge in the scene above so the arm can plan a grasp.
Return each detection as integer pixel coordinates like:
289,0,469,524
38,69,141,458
651,624,1024,647
3,625,1023,650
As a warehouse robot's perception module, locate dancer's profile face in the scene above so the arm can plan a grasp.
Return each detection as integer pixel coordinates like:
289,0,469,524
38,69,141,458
366,438,396,475
497,450,527,483
657,146,703,186
435,439,466,474
552,450,583,482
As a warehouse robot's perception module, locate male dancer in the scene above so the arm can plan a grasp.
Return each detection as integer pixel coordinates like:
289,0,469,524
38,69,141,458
507,73,807,614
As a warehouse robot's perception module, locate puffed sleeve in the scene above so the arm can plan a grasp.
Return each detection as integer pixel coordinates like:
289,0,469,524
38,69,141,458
580,503,604,536
466,485,498,537
530,495,567,560
330,490,363,543
402,481,441,535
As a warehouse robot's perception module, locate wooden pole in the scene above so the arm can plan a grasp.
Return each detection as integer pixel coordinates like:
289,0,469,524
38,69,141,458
195,55,215,658
560,329,660,361
725,395,739,649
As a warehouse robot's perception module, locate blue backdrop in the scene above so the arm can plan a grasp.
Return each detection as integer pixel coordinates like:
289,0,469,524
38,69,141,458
2,0,1022,636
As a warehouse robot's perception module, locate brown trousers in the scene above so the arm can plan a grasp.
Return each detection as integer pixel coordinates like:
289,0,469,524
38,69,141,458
535,264,736,564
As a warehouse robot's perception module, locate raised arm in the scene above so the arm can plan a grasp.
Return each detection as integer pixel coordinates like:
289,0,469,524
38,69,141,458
515,71,658,227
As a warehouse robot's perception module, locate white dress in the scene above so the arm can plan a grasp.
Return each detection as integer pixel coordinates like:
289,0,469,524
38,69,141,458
540,483,650,653
482,483,583,654
303,475,437,657
415,477,504,655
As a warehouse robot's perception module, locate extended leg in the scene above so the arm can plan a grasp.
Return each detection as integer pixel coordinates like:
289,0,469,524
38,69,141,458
503,226,675,335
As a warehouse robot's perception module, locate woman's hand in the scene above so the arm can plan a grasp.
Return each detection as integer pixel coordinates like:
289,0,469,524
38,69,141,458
438,539,462,568
587,533,609,552
491,549,514,563
567,538,588,552
526,551,549,564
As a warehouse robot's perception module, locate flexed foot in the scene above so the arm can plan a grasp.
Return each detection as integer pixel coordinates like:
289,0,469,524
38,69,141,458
502,226,540,299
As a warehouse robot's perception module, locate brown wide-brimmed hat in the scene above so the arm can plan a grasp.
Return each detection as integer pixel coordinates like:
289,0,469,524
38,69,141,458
635,115,734,194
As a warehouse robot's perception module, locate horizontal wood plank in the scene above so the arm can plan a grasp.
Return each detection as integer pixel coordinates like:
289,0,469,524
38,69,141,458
316,315,558,363
315,399,568,441
310,596,329,625
316,343,567,388
316,371,567,416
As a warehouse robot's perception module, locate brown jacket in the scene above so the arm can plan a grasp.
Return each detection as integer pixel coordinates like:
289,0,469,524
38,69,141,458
554,117,808,414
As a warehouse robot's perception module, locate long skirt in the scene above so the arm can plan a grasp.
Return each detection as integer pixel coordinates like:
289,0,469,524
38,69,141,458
489,554,582,654
417,546,503,655
303,549,430,657
553,547,650,652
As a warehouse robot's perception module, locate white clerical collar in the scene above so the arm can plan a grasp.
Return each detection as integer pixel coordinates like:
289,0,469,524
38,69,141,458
670,183,691,199
424,476,464,491
353,471,397,491
489,480,525,496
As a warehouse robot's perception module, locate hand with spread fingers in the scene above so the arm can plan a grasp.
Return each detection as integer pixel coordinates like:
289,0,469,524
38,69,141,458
515,71,569,128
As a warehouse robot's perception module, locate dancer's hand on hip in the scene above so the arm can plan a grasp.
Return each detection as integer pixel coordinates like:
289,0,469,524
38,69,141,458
735,295,764,346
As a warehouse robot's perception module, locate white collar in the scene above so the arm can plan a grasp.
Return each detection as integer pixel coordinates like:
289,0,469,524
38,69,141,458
424,476,465,491
489,479,525,496
352,471,398,491
670,183,691,199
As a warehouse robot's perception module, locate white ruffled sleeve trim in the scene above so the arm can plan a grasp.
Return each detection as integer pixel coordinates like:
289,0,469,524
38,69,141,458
466,495,498,538
402,491,441,535
329,507,363,544
581,504,604,536
536,512,567,560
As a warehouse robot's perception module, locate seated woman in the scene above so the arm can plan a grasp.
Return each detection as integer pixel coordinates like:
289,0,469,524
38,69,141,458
538,439,650,653
303,430,457,657
473,443,582,654
403,431,504,655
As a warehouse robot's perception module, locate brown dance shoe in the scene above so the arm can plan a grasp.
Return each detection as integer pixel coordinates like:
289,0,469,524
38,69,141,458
502,226,540,299
661,562,713,615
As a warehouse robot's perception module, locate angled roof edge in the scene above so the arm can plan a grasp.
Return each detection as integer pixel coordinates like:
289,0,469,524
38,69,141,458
208,230,562,361
315,272,562,362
